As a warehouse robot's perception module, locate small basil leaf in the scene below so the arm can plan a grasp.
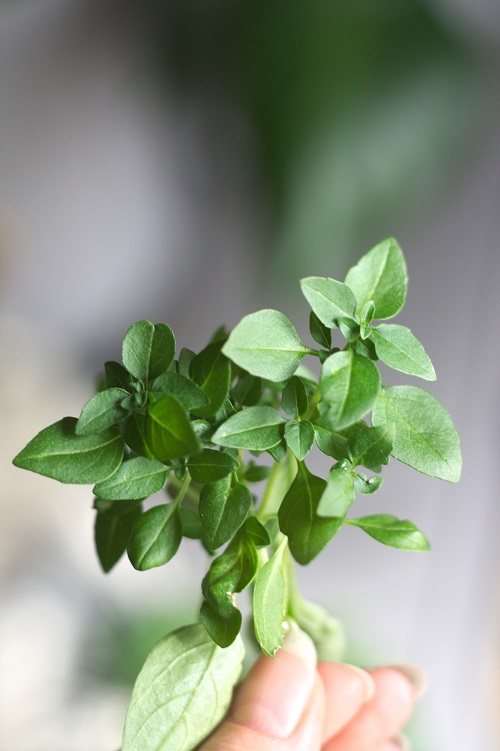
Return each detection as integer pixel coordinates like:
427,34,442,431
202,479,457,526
348,423,395,469
281,376,308,418
121,413,153,459
353,473,383,494
151,370,209,411
122,321,176,384
127,502,182,570
199,474,252,550
347,514,430,551
253,537,288,656
300,277,358,327
309,310,331,349
105,361,134,391
177,347,195,377
95,501,142,573
317,466,355,517
93,456,169,500
76,387,129,435
243,516,271,548
189,341,232,418
284,419,315,461
320,350,381,429
370,324,436,380
187,448,238,484
146,395,202,462
212,406,285,451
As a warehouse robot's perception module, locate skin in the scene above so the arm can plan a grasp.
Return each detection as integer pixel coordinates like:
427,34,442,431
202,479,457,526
199,628,419,751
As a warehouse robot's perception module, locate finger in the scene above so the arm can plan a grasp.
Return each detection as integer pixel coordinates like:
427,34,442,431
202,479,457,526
322,666,423,750
200,623,319,751
317,662,375,741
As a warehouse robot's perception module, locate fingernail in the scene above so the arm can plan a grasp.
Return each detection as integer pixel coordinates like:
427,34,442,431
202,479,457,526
392,731,411,750
389,664,427,699
230,622,317,738
341,664,376,702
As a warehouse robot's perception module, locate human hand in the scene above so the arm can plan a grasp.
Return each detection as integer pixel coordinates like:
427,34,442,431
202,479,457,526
199,624,426,750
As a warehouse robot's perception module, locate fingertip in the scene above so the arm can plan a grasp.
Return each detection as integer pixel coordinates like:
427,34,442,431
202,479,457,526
317,662,375,741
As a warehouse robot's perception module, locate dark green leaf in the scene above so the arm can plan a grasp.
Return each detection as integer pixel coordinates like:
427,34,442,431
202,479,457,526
122,321,176,384
187,448,238,484
317,466,355,517
282,376,308,418
179,507,203,539
122,623,244,751
344,237,407,320
127,503,182,570
177,347,195,377
313,416,356,460
320,350,381,429
222,309,310,381
352,337,378,359
93,456,168,500
370,324,436,380
300,277,358,327
253,537,288,656
372,385,462,482
347,514,430,551
95,501,142,572
212,406,284,451
232,373,263,407
189,341,232,418
76,387,129,435
148,323,176,379
284,419,315,461
13,418,124,484
105,361,133,391
267,440,288,462
309,310,331,349
151,370,209,411
199,474,252,550
200,600,242,650
121,413,153,459
278,463,343,564
348,423,394,469
243,516,271,547
243,463,273,483
146,395,202,462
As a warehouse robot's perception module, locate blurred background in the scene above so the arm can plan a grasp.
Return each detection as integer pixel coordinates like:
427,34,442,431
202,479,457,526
1,0,499,749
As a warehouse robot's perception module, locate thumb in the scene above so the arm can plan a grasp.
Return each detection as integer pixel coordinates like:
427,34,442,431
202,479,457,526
200,623,322,751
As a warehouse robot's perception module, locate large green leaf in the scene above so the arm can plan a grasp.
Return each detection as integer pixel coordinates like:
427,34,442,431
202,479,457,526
122,321,176,383
253,537,288,656
348,422,394,469
187,448,238,484
320,350,381,429
347,514,430,551
300,277,357,327
13,418,124,484
372,385,461,482
212,406,284,451
370,324,436,380
146,395,201,462
222,309,310,381
199,474,252,550
344,237,407,319
93,456,169,500
189,341,232,418
278,462,343,564
127,503,182,570
76,387,129,435
122,623,244,751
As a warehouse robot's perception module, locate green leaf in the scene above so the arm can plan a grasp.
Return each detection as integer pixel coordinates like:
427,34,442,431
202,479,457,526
348,422,395,469
93,456,169,500
151,370,209,411
179,507,203,539
187,448,238,484
300,277,358,327
243,463,273,483
222,309,310,381
353,473,383,494
317,466,355,517
347,514,430,551
232,373,263,407
289,595,345,663
212,406,284,451
313,416,354,459
177,347,195,377
243,516,271,547
284,420,315,461
309,310,331,349
122,623,244,751
320,350,381,429
146,395,202,462
282,376,308,418
344,237,407,319
76,387,129,435
122,320,176,383
94,500,142,573
13,418,124,484
372,385,462,482
199,474,252,550
127,503,182,570
278,463,343,564
105,360,133,391
189,341,232,418
121,413,153,459
253,537,288,656
370,324,436,380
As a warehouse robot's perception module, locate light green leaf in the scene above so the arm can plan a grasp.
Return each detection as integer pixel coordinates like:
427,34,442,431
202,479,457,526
212,406,284,451
122,623,244,751
93,456,169,500
353,473,383,494
127,503,182,570
370,324,436,380
372,385,462,482
348,422,395,469
320,350,381,429
94,500,142,573
189,341,232,418
278,462,343,564
344,237,407,319
317,466,355,517
284,419,314,461
13,417,124,484
347,514,430,551
200,474,252,550
146,395,201,462
122,320,176,383
253,537,288,656
300,277,357,327
187,448,238,484
76,387,129,435
152,370,209,411
222,309,310,381
281,376,308,418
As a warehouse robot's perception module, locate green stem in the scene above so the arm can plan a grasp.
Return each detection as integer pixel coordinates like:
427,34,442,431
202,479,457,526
172,473,192,510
